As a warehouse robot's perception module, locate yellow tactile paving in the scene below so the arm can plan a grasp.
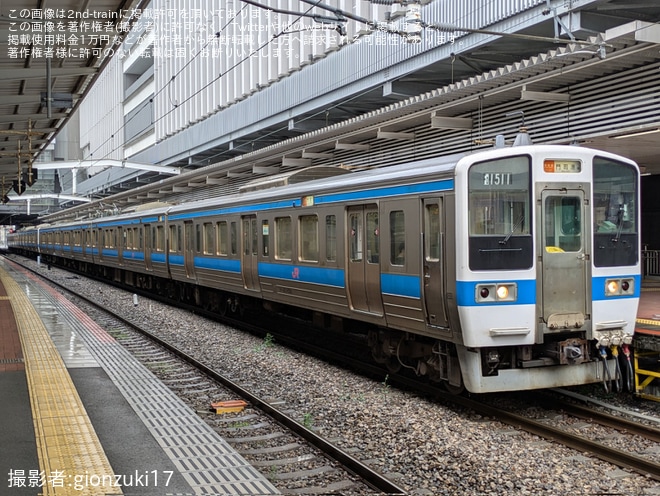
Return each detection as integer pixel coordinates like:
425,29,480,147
0,268,122,496
637,318,660,327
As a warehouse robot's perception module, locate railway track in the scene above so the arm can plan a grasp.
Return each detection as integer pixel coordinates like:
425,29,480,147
9,254,660,487
12,261,405,495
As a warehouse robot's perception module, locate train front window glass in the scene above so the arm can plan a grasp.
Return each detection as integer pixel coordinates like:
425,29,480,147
593,157,638,267
326,215,337,262
275,217,292,260
468,156,532,270
349,213,362,262
300,215,319,262
544,196,582,252
390,211,405,266
469,157,530,236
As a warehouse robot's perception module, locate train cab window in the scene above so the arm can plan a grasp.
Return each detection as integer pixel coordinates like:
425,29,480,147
217,221,228,255
262,220,269,256
593,157,638,267
203,222,214,255
326,215,337,262
299,215,319,262
275,217,292,260
468,156,532,270
390,211,405,266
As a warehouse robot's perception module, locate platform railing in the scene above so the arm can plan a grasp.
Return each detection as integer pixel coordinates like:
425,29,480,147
643,250,660,277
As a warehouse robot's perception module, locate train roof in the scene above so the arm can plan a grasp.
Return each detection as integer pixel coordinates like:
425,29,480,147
28,144,639,231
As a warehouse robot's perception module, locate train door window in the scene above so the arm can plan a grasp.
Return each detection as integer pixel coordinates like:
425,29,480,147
299,215,318,262
425,204,441,261
217,221,228,255
366,212,379,264
349,212,362,262
390,210,405,266
230,222,237,255
203,222,214,254
262,220,269,256
251,218,258,256
138,227,143,250
544,196,581,252
275,217,292,260
195,224,202,253
242,218,258,256
326,215,337,262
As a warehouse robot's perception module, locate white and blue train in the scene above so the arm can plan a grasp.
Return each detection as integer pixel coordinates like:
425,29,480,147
9,144,641,393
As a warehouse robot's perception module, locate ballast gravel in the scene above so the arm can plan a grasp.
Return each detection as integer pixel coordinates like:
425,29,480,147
15,257,660,496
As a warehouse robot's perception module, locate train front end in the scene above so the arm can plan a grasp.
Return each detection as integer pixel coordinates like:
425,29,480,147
454,145,640,393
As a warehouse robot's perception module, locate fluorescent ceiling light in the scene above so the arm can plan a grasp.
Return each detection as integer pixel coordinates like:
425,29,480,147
612,128,660,139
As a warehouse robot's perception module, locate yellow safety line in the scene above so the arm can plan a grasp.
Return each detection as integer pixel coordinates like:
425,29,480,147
0,268,122,496
636,318,660,327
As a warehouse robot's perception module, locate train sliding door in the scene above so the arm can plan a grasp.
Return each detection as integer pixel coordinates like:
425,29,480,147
241,215,261,291
347,205,383,315
144,224,153,271
422,198,449,328
539,187,589,328
184,221,196,279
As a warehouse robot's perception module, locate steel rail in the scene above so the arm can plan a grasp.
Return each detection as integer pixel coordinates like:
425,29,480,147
8,256,408,496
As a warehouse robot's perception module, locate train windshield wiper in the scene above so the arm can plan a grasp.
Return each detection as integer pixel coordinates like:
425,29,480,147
499,214,524,245
611,206,625,243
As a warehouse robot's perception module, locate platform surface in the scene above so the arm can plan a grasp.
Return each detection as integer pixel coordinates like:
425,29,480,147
0,258,279,496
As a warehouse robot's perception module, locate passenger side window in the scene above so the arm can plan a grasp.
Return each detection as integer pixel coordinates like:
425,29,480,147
325,215,336,262
203,223,214,254
275,217,292,260
300,215,318,262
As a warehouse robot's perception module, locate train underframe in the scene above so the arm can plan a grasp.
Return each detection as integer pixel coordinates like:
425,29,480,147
27,252,634,394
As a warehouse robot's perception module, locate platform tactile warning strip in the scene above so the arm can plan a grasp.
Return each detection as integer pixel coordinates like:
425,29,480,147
11,265,280,496
0,267,122,496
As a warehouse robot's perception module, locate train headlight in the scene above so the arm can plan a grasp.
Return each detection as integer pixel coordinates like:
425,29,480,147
605,278,635,296
476,283,517,303
606,280,619,295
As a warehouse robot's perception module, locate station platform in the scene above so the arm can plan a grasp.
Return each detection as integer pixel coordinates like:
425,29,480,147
634,277,660,401
0,258,280,496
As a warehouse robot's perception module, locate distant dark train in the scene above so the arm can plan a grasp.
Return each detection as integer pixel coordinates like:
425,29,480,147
9,144,641,393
